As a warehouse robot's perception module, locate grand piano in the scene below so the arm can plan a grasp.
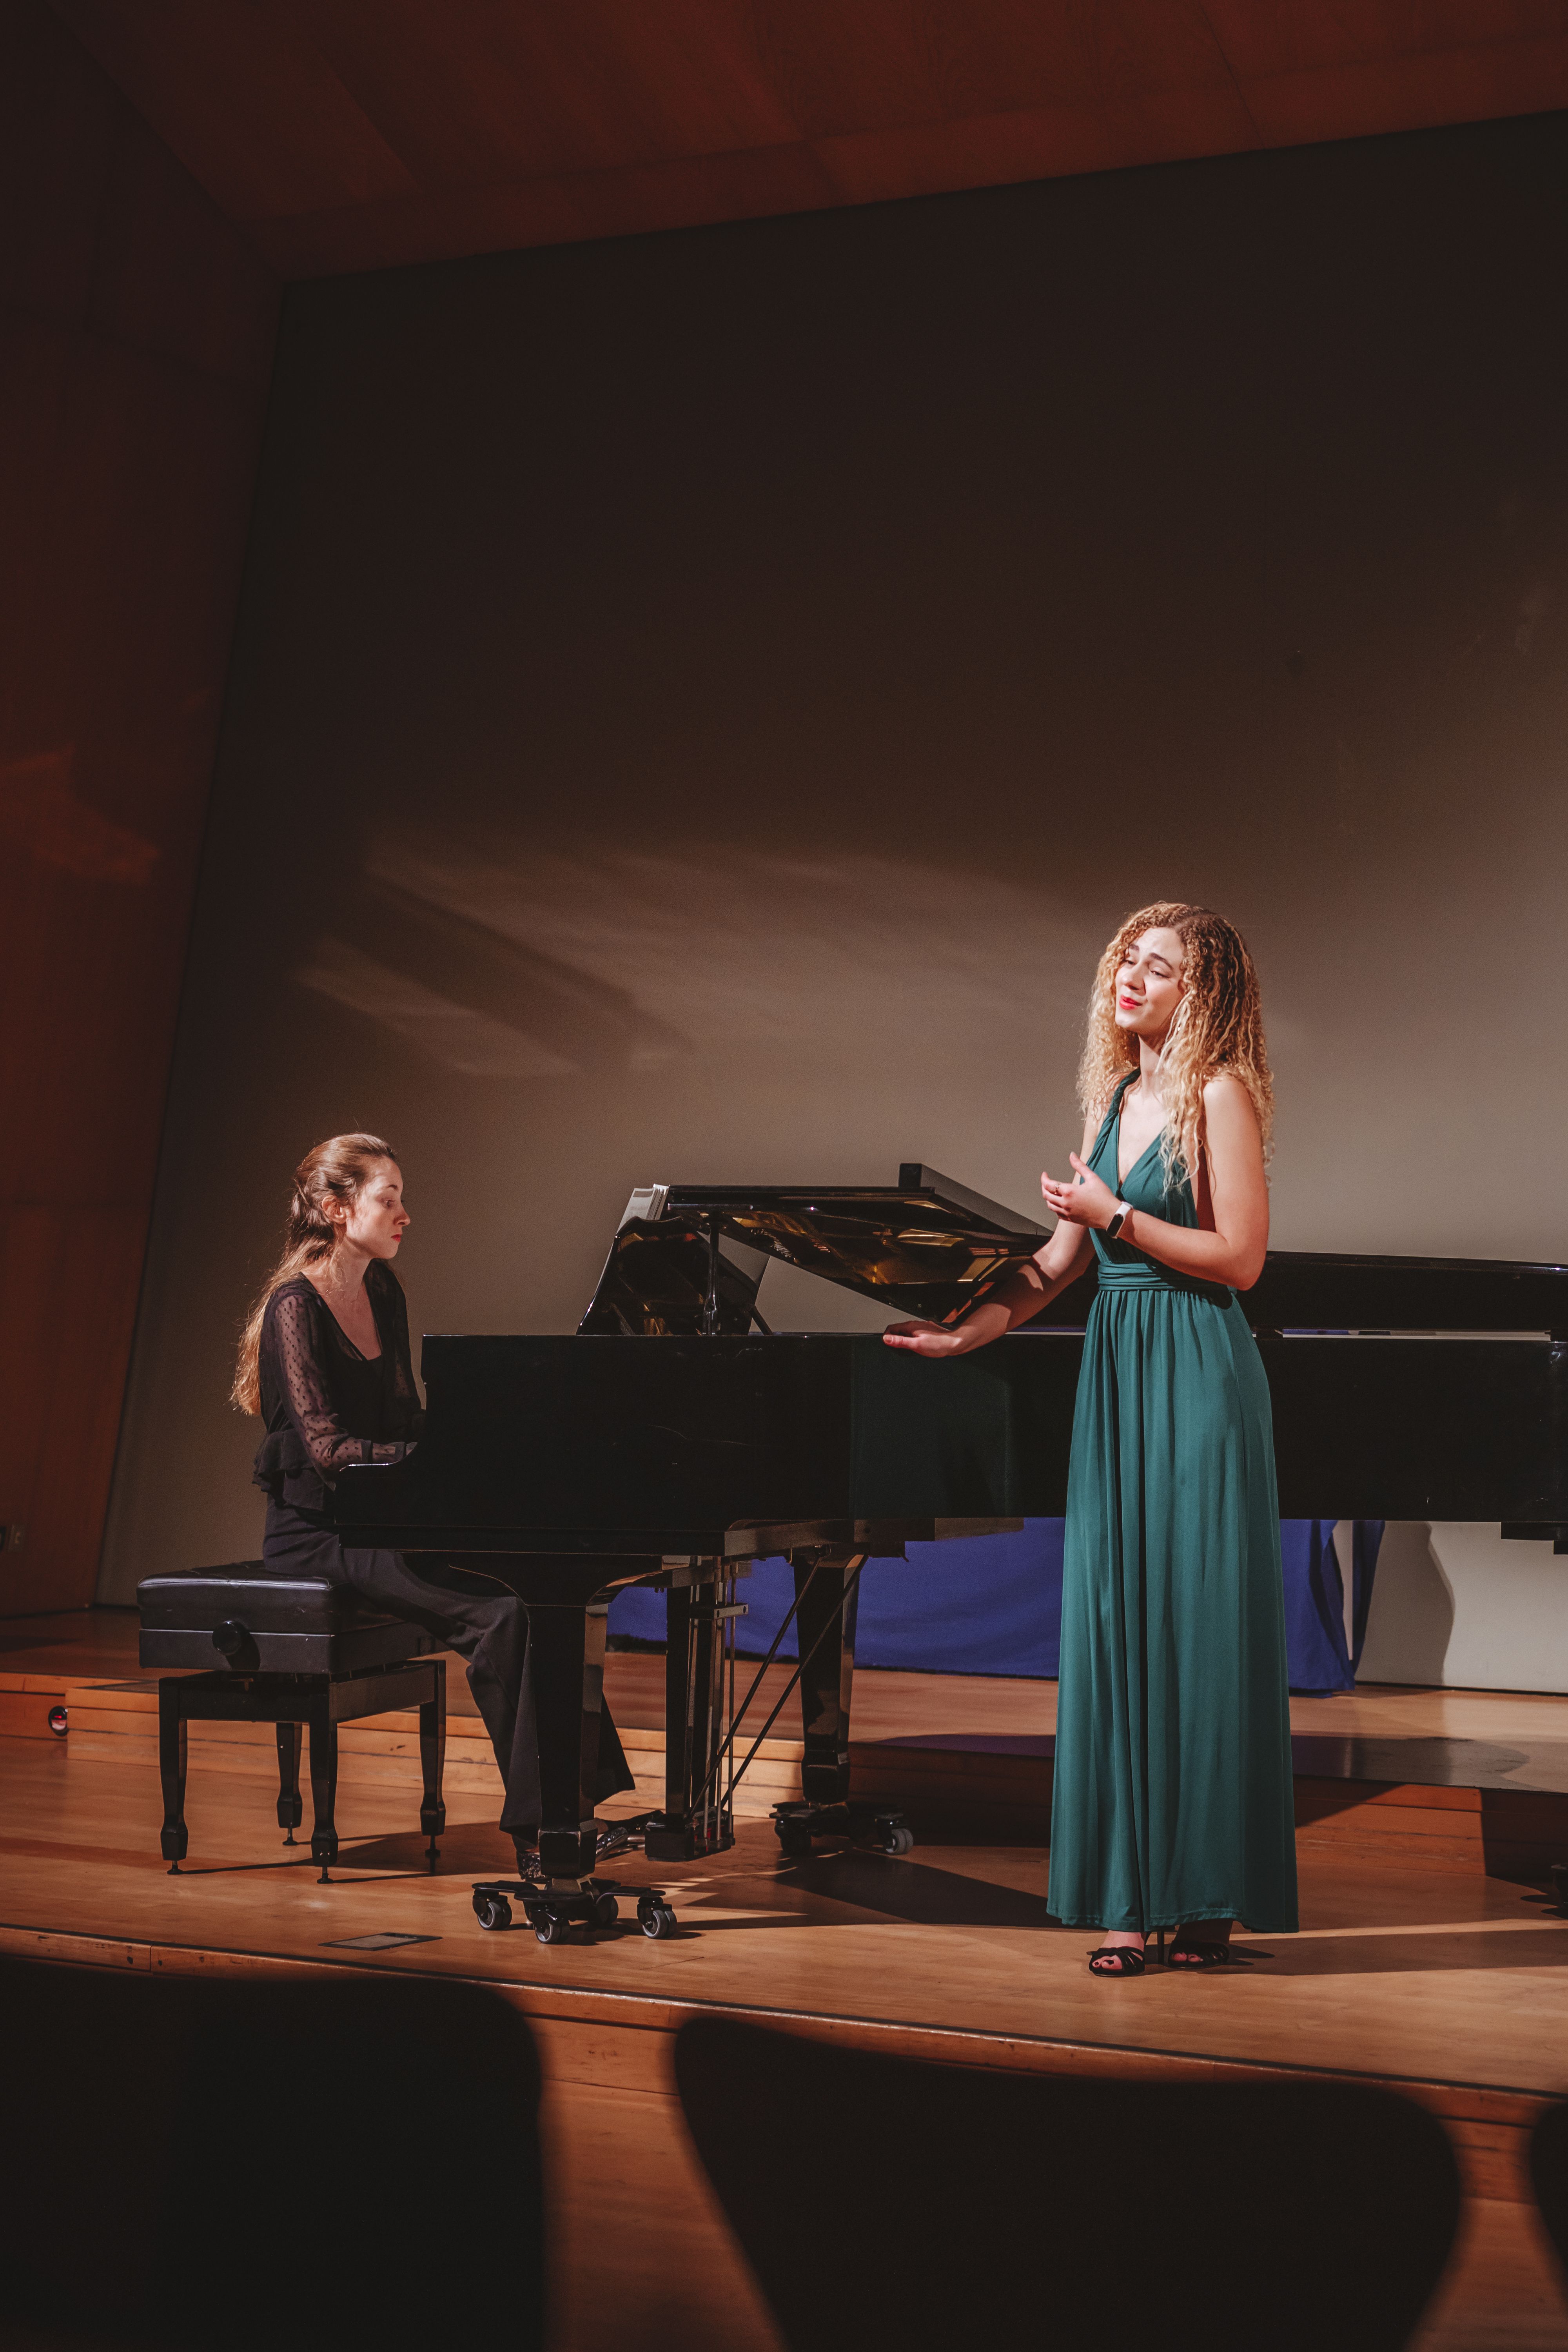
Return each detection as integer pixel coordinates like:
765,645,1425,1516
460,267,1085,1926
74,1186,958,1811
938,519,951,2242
336,1167,1568,1942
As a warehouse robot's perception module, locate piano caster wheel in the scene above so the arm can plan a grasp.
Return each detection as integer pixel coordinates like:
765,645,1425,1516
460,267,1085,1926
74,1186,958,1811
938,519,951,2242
878,1821,914,1855
639,1899,678,1940
593,1892,619,1928
535,1912,571,1946
474,1895,513,1932
776,1820,814,1859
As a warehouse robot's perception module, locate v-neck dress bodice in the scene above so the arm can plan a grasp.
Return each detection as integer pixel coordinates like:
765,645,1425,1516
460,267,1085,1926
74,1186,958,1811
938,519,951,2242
1087,1074,1229,1295
1047,1068,1297,1934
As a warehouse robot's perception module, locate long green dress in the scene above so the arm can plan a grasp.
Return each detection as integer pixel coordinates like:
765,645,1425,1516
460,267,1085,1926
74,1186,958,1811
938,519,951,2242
1047,1069,1298,1935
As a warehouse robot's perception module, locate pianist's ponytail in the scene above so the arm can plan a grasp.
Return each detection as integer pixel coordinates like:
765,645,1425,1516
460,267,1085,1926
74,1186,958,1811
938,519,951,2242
231,1133,397,1414
1078,904,1273,1194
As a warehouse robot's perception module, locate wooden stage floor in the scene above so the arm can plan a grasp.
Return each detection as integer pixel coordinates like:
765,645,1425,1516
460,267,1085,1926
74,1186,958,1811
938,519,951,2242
5,1612,1568,2350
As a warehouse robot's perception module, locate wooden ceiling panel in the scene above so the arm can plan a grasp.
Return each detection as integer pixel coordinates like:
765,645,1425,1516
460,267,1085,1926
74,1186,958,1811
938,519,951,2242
1242,28,1568,149
50,0,416,218
744,4,978,141
1203,0,1568,78
739,2,1236,144
814,80,1256,214
46,0,1568,278
294,0,804,187
533,2,805,151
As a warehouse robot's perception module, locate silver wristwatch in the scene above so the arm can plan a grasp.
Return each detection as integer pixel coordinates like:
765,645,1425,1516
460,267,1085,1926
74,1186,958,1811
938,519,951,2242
1104,1200,1131,1242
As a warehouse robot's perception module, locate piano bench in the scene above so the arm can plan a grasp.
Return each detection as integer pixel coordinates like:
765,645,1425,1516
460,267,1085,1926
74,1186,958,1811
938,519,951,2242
136,1566,446,1880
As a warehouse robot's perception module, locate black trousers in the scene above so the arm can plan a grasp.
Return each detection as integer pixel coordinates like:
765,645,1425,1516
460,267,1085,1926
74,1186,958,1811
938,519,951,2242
261,1501,634,1838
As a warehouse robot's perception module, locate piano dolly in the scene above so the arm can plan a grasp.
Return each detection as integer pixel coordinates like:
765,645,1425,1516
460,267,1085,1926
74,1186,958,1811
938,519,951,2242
470,1875,676,1943
773,1801,914,1858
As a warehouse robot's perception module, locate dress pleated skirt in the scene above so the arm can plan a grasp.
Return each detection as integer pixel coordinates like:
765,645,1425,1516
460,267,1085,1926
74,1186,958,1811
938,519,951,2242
1046,1265,1299,1935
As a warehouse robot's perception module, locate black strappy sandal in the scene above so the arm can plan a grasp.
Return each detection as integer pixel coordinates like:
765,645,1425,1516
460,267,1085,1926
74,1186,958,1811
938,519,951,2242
1165,1940,1250,1969
1087,1944,1147,1977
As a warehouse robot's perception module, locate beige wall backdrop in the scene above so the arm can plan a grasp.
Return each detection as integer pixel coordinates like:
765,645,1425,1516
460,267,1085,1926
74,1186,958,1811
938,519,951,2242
100,113,1568,1600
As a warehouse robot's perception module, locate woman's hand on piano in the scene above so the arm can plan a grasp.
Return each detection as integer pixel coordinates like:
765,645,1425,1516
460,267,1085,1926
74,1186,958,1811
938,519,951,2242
883,1315,996,1357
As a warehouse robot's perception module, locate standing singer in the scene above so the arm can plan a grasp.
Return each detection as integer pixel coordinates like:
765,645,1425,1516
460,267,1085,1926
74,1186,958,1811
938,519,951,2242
885,903,1297,1974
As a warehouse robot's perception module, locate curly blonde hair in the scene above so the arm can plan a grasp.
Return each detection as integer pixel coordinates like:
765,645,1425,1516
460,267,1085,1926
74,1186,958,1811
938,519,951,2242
1076,903,1273,1192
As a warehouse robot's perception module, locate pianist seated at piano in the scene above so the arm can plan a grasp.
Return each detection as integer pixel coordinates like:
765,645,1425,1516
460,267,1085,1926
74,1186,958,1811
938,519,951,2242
232,1132,635,1871
886,904,1297,1978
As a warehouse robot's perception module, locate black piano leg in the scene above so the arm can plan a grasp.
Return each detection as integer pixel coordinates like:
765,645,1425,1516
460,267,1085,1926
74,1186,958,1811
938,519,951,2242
527,1601,603,1880
419,1658,446,1870
276,1720,303,1844
774,1550,913,1858
648,1575,730,1862
792,1549,860,1806
662,1581,694,1834
307,1701,339,1881
159,1680,188,1870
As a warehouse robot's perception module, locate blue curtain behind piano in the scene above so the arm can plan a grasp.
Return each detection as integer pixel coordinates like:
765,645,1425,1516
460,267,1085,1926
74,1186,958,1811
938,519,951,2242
606,1519,1385,1693
1279,1517,1384,1693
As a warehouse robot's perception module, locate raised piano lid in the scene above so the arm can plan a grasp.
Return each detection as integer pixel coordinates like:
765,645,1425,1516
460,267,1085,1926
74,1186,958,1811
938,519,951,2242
578,1165,1048,1336
580,1166,1568,1341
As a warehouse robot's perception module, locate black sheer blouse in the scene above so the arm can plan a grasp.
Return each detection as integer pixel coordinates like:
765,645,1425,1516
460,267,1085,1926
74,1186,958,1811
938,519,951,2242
252,1260,425,1513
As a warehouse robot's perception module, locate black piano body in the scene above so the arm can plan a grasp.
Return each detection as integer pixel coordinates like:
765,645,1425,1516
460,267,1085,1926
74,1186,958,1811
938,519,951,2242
337,1168,1567,1914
